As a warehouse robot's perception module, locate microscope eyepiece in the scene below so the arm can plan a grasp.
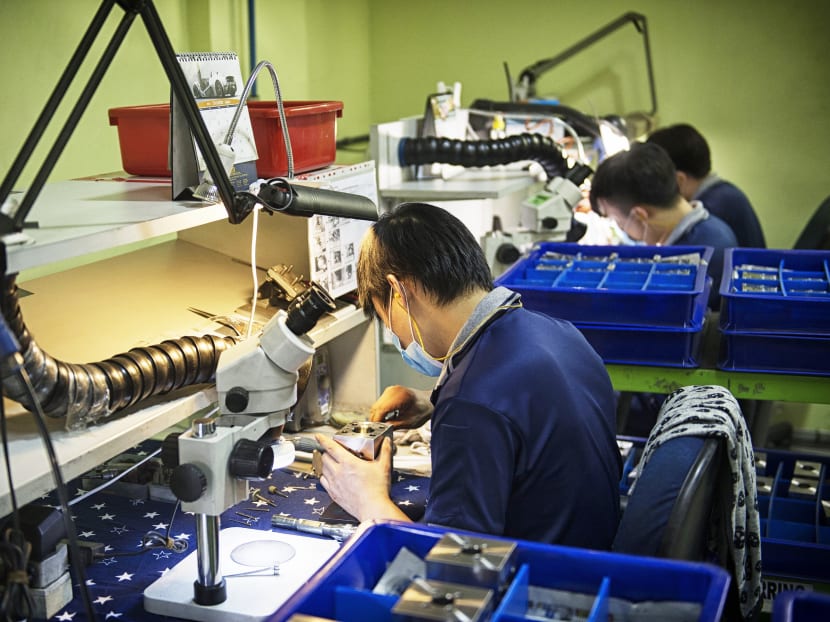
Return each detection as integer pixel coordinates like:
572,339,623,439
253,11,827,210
285,282,336,335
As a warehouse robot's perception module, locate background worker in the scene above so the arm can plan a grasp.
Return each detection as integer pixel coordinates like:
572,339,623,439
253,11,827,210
647,123,766,248
316,202,622,549
589,142,739,436
589,142,738,308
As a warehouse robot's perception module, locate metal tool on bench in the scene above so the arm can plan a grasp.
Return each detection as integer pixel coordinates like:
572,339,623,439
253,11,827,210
187,306,256,337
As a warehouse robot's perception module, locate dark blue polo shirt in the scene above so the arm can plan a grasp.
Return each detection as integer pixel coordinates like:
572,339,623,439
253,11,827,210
424,305,622,549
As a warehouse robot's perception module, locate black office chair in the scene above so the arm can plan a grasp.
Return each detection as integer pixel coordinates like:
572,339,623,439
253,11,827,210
793,194,830,250
614,436,723,560
613,411,756,620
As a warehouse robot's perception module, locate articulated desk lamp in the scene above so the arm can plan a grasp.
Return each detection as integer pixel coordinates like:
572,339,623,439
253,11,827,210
0,1,377,620
469,11,658,153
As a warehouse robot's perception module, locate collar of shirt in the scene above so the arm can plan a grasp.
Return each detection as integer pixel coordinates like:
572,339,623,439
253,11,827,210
436,286,521,386
663,200,710,246
693,172,723,199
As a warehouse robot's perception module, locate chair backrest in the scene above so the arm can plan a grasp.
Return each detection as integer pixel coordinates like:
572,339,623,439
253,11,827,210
793,195,830,250
613,435,723,561
657,437,723,559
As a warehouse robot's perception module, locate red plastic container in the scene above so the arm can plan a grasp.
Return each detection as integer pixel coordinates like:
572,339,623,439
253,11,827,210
108,100,343,178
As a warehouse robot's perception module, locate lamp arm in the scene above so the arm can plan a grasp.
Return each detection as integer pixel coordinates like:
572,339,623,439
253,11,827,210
514,11,658,117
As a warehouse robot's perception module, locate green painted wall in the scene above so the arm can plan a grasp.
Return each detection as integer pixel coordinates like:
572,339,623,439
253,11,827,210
2,1,827,249
367,0,830,251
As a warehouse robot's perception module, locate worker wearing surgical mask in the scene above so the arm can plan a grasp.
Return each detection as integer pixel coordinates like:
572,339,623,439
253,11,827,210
385,283,444,377
590,142,737,307
315,202,622,549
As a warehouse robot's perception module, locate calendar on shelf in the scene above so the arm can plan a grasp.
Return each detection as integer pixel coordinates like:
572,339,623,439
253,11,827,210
171,51,258,199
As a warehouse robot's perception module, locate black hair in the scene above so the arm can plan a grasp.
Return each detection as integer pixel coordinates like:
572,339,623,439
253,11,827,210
357,202,494,316
589,142,681,213
646,123,711,179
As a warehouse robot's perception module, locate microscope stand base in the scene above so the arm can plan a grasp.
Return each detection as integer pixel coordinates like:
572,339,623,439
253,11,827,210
143,526,340,622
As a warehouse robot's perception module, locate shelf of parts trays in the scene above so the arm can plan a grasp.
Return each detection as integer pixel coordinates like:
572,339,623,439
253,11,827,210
496,242,713,328
717,248,830,377
720,248,830,333
619,440,830,615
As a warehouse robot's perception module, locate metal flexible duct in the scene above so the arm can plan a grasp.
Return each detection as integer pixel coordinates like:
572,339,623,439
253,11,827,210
397,132,570,179
0,274,237,429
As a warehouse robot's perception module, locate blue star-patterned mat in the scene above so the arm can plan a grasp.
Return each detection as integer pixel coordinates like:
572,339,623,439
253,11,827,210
35,440,428,622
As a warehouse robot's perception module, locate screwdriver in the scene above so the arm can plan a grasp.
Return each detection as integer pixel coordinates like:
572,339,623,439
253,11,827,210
271,515,357,541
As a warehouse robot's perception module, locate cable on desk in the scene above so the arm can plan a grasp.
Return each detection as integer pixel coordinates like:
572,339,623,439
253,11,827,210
68,447,162,507
93,500,189,560
0,370,34,620
0,326,99,622
0,529,34,621
0,394,35,620
246,204,262,339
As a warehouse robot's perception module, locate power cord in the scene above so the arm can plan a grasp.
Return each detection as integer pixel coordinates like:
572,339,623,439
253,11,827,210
87,500,189,561
0,526,34,620
0,320,98,622
1,376,34,620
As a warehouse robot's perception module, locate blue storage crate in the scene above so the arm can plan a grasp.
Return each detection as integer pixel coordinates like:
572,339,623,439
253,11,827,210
575,317,705,368
719,248,830,333
772,590,830,621
718,329,830,376
496,242,714,328
621,443,830,615
272,521,730,622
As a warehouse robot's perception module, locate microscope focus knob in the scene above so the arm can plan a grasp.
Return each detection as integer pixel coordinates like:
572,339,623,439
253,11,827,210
229,439,274,479
225,386,249,413
169,463,207,502
160,432,181,468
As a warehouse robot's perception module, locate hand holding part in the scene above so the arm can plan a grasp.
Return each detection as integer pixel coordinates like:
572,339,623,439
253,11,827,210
314,434,398,522
369,385,433,430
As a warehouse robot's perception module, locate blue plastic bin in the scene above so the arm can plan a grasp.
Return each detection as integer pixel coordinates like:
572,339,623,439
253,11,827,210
772,590,830,621
496,243,714,328
718,329,830,376
575,317,705,368
719,248,830,333
620,442,830,614
271,521,730,622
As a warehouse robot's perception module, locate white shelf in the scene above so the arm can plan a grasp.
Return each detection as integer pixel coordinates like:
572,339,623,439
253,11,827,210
0,177,377,518
0,387,217,518
379,168,541,201
5,179,228,274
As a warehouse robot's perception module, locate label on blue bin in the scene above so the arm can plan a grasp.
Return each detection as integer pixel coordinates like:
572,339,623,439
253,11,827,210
760,576,820,614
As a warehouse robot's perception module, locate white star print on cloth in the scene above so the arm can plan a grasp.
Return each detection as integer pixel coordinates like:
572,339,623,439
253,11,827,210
44,439,429,621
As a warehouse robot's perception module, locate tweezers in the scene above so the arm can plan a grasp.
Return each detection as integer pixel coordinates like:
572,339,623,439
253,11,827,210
186,306,249,337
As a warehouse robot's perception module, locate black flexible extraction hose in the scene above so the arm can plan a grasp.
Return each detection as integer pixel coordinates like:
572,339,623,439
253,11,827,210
0,275,236,429
397,132,570,180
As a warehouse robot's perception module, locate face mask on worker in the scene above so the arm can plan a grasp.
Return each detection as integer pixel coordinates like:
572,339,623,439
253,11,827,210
387,286,444,377
391,333,444,377
612,212,647,246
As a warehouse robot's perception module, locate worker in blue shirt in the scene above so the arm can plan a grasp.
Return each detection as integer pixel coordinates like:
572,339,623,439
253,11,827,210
589,142,738,308
647,123,766,248
315,202,622,549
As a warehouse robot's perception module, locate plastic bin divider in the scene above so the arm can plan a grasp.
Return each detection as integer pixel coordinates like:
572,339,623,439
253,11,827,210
588,577,612,622
779,259,790,297
641,262,656,291
597,267,612,289
815,475,828,544
492,564,531,621
334,586,396,622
